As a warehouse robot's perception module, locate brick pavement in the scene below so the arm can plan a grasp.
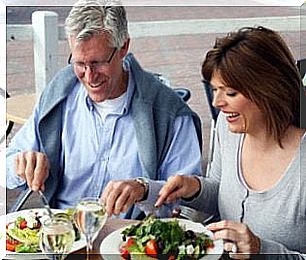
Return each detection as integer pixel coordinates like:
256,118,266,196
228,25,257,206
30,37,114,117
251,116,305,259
5,5,306,211
6,6,301,24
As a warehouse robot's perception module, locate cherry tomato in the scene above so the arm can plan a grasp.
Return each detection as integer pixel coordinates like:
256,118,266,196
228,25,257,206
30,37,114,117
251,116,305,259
145,239,158,257
126,237,136,247
6,236,19,245
120,247,130,260
6,240,17,252
19,220,27,229
168,255,176,260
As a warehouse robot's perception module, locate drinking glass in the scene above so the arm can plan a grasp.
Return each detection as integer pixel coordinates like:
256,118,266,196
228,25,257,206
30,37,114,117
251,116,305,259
74,197,107,259
40,217,75,260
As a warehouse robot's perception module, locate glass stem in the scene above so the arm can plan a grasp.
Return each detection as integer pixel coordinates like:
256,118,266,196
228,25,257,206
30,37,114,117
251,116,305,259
86,235,93,260
52,254,62,260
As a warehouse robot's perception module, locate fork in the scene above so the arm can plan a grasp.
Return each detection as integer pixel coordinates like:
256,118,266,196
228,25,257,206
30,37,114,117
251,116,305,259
38,190,53,218
172,205,215,225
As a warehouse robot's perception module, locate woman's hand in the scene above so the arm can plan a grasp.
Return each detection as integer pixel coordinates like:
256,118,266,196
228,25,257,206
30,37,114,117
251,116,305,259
155,175,201,207
207,220,261,259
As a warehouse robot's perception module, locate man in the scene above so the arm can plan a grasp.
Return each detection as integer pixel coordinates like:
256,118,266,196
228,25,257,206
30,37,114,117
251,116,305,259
6,0,202,219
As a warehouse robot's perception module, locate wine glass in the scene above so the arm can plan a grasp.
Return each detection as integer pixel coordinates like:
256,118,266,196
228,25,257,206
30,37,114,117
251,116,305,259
40,216,75,260
74,197,107,259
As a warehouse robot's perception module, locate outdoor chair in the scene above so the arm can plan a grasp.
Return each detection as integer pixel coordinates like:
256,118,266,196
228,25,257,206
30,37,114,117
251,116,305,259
5,92,14,138
0,89,14,144
297,58,306,82
153,73,191,102
0,89,6,144
298,58,306,129
202,79,219,177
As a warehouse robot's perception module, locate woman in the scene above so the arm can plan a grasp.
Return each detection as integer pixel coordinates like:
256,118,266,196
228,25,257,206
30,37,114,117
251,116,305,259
156,26,305,258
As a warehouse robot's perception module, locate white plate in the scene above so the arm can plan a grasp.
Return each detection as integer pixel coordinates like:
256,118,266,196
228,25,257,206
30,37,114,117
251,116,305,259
2,208,86,259
100,218,223,260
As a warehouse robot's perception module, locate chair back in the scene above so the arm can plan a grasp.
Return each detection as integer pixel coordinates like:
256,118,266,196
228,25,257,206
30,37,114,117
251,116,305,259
202,80,219,176
202,80,219,123
298,58,306,129
297,58,306,82
154,73,191,102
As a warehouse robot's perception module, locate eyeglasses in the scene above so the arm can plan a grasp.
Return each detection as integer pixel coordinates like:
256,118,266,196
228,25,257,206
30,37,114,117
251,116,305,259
69,48,117,74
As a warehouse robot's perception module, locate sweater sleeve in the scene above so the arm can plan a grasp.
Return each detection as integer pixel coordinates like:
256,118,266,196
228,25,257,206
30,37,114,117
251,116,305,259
260,238,306,259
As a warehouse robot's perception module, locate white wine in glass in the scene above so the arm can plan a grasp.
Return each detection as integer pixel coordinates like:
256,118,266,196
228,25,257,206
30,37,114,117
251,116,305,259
40,217,75,260
74,197,107,259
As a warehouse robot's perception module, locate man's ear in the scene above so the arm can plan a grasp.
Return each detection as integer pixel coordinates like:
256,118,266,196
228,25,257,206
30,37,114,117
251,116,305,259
119,38,130,58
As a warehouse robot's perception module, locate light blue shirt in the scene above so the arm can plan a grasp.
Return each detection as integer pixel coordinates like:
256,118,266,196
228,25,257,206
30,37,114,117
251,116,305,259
6,65,201,217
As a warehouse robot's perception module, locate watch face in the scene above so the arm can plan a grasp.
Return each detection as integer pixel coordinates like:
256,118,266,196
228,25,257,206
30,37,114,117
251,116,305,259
135,178,149,201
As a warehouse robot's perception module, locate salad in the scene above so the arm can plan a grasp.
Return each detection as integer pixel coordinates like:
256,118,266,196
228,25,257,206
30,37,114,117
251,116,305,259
120,216,214,260
6,209,80,253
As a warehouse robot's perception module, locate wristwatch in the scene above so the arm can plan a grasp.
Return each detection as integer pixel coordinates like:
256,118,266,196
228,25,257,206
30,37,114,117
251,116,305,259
134,177,149,202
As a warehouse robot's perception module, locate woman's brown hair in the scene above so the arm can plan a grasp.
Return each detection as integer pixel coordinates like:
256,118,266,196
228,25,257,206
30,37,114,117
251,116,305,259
202,26,302,147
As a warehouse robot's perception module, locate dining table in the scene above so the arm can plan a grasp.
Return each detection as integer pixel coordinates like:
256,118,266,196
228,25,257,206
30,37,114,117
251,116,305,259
6,94,36,125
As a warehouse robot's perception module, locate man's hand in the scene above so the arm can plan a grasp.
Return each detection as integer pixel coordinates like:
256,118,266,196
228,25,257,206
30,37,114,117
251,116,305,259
101,180,146,216
15,151,49,191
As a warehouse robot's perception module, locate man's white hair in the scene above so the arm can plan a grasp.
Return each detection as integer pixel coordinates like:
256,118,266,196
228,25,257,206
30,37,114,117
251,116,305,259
65,0,129,48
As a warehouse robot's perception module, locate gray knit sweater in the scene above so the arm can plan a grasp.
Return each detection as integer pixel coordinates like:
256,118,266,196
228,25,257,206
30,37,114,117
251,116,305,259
185,114,306,258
